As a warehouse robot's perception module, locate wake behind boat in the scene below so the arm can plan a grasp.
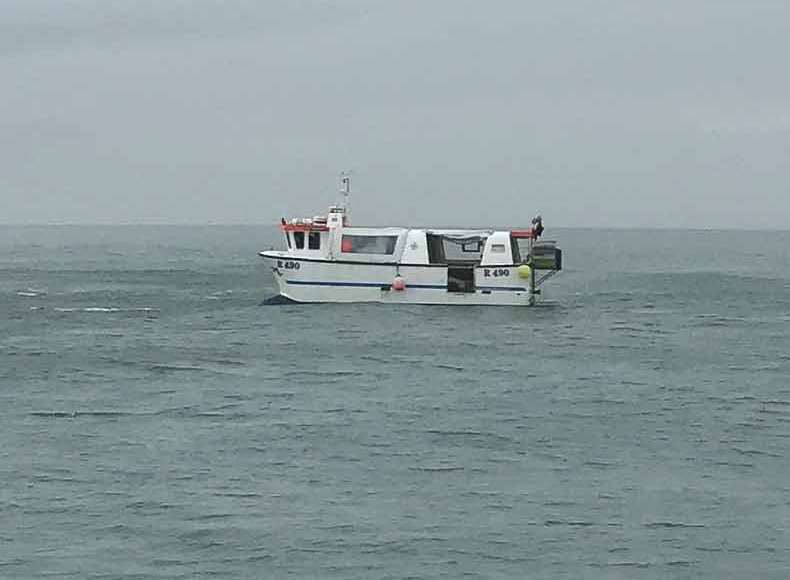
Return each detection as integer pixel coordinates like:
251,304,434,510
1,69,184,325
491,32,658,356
259,174,562,306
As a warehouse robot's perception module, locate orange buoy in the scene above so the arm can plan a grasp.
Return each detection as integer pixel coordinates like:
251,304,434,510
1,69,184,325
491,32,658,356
341,237,353,253
392,276,406,291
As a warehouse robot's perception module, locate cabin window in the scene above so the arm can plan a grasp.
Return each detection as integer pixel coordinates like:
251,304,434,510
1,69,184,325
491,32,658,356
293,231,305,249
308,232,321,250
426,235,446,263
463,241,484,253
426,234,489,264
341,235,398,255
491,243,506,253
438,237,486,263
285,233,292,249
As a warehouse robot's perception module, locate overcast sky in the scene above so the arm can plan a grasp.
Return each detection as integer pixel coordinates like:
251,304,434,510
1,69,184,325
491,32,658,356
2,0,789,228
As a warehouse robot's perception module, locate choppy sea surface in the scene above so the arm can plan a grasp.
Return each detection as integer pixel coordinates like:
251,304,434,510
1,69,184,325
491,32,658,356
1,225,789,579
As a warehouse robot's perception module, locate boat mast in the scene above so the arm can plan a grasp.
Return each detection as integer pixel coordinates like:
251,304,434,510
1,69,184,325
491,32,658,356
339,171,351,218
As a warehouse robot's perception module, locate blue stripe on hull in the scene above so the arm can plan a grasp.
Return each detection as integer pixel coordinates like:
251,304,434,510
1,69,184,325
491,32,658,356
285,280,526,292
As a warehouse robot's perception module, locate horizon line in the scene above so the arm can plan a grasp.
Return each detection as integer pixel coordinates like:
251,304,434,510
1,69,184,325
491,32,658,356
1,222,789,233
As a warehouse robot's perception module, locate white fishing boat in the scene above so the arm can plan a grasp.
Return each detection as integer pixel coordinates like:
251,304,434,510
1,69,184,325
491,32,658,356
259,174,562,305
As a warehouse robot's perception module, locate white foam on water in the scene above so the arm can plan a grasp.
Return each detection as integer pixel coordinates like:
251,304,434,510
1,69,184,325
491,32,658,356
53,306,160,313
16,287,47,297
206,289,234,300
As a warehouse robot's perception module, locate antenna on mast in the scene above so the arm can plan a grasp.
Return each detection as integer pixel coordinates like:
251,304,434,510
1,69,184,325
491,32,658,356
339,171,351,215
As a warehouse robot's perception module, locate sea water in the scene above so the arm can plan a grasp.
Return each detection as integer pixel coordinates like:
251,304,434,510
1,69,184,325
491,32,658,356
1,225,789,579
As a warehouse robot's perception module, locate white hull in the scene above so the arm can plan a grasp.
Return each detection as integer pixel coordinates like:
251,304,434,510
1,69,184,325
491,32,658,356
261,252,536,306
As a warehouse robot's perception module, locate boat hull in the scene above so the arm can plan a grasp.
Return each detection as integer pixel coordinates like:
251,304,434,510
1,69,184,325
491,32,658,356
260,252,536,306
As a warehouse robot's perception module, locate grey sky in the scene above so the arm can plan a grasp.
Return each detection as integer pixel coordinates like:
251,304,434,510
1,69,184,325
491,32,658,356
2,0,789,228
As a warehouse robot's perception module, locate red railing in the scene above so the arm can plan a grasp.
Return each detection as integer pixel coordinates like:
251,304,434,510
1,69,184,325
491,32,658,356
510,229,537,239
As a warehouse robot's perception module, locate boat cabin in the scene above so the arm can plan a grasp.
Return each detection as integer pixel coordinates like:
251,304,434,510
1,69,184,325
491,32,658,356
279,204,560,295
